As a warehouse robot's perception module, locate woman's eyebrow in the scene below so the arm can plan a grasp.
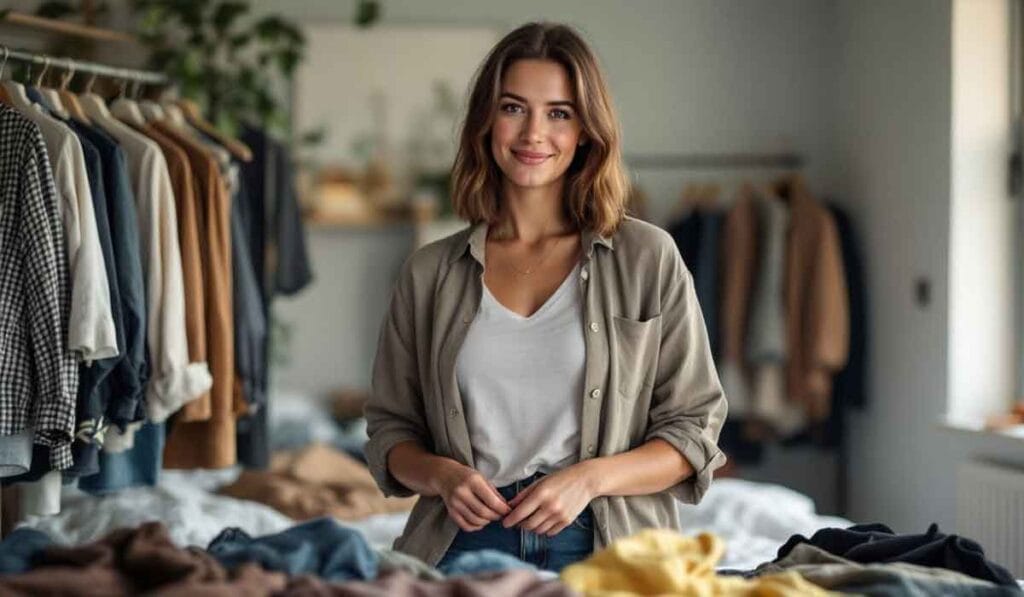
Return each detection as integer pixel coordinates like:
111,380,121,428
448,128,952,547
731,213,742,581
500,92,576,108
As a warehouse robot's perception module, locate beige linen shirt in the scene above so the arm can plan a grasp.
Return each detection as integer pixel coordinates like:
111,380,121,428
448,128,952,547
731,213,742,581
365,216,728,566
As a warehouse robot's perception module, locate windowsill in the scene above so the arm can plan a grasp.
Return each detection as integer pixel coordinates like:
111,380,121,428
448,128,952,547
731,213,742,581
939,416,1024,445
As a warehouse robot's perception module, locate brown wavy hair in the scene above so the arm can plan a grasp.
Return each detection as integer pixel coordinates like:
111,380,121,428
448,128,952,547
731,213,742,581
450,22,630,239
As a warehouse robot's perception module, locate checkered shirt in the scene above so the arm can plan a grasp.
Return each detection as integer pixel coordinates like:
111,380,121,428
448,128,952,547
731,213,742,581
0,104,79,470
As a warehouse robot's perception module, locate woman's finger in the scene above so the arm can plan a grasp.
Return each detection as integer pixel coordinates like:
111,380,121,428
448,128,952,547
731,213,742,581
518,507,552,533
453,501,490,528
545,522,570,537
504,484,547,527
449,510,479,532
464,489,504,521
508,482,537,508
472,477,511,515
535,516,562,536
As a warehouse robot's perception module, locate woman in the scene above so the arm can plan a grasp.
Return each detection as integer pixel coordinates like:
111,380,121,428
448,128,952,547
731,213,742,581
365,22,727,573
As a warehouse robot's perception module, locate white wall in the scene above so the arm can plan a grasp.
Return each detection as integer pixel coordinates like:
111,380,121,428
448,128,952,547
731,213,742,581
834,0,1024,534
833,0,958,534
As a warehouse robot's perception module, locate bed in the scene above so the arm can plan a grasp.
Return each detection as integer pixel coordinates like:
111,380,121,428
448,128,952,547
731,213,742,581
20,468,851,575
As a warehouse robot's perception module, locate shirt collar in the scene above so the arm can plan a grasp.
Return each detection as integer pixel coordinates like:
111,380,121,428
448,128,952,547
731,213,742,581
450,221,614,266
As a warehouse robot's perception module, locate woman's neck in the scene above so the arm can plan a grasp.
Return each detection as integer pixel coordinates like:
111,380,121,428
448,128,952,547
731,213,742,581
498,179,573,243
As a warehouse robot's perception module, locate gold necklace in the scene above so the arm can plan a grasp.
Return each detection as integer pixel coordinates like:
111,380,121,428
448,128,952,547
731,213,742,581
502,234,568,276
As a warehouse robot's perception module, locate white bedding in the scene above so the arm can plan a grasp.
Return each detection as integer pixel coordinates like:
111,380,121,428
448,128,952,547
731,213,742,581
340,478,853,571
19,472,849,572
19,469,293,549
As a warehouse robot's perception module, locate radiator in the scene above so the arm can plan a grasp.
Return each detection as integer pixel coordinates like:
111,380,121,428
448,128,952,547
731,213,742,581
956,460,1024,578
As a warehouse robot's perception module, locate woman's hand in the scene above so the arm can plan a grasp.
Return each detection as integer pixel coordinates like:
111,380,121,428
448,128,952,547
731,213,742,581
432,461,511,532
501,462,598,536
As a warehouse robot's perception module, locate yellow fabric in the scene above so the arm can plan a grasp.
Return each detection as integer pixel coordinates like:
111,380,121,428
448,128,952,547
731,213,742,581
560,529,840,596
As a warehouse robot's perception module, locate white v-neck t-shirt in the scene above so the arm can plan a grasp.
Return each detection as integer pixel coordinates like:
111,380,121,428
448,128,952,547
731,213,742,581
455,262,585,487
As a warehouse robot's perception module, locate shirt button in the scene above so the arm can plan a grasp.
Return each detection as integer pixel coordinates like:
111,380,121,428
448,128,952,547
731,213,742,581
449,408,459,417
580,269,589,281
590,388,601,399
586,444,595,455
589,322,599,333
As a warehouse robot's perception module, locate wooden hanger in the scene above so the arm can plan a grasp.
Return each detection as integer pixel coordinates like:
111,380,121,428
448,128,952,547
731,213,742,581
34,57,71,120
109,80,147,128
176,98,253,162
771,171,810,204
139,99,166,122
0,48,38,113
56,59,91,124
0,47,10,106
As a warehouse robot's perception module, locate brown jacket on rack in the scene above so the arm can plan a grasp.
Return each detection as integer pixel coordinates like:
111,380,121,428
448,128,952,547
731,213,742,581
784,181,849,421
721,193,759,368
722,181,849,423
152,121,239,469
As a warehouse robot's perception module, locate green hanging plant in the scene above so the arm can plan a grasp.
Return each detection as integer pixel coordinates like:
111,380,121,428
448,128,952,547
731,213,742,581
130,0,307,138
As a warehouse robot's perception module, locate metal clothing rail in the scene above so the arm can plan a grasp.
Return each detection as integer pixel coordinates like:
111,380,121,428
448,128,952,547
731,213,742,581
625,151,803,170
2,46,167,85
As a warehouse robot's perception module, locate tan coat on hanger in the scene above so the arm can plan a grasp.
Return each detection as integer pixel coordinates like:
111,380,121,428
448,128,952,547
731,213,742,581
783,178,850,421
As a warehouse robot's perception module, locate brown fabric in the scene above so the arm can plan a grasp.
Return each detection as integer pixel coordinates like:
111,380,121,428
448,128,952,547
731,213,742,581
721,195,759,366
784,184,849,421
332,389,369,422
219,442,417,521
280,570,578,597
155,121,239,469
0,522,286,596
135,122,212,420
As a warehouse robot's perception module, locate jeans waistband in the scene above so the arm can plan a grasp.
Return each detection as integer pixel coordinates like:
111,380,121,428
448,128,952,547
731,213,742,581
495,471,546,497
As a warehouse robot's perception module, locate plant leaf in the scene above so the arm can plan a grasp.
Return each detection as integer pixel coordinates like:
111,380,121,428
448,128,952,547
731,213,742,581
355,0,379,27
212,1,247,34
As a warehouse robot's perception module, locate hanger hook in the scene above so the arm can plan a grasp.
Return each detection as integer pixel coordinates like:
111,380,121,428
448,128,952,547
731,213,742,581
34,56,50,87
83,71,97,95
60,58,75,90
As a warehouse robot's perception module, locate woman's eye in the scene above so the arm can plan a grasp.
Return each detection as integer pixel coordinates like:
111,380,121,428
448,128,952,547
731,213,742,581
550,109,572,120
500,103,524,114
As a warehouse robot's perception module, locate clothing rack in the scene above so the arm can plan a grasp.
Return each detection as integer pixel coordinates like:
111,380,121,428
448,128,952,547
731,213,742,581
1,46,168,85
625,152,803,170
664,170,853,519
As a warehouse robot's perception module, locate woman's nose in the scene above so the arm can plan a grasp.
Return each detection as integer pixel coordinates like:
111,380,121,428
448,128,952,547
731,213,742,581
519,112,546,143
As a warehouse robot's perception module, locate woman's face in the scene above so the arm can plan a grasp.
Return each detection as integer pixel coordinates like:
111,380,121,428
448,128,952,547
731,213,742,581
490,59,585,195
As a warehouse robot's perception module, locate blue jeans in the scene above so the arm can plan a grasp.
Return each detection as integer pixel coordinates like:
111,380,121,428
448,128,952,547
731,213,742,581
436,471,594,573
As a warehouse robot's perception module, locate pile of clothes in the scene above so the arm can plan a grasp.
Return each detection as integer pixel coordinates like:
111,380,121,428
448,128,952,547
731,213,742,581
218,442,416,522
0,517,1018,596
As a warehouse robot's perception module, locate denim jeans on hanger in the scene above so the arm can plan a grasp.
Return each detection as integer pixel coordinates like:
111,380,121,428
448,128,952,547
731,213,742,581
436,471,594,574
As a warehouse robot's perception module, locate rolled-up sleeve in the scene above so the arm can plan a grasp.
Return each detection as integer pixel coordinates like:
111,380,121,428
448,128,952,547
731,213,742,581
364,261,431,498
645,251,728,505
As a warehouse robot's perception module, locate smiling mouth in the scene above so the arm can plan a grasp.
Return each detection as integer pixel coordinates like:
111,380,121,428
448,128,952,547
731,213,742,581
512,150,551,165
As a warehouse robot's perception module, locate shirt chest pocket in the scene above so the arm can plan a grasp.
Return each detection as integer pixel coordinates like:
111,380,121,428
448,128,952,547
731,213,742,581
611,314,662,400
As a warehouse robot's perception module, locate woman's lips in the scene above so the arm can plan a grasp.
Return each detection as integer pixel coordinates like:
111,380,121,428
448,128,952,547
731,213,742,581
512,150,551,165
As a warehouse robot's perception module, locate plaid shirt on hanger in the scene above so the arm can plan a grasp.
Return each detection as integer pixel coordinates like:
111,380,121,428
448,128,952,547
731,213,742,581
0,104,79,470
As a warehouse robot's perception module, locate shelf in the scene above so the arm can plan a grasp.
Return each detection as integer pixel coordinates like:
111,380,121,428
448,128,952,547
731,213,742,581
940,419,1024,446
1,11,138,44
305,202,435,229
